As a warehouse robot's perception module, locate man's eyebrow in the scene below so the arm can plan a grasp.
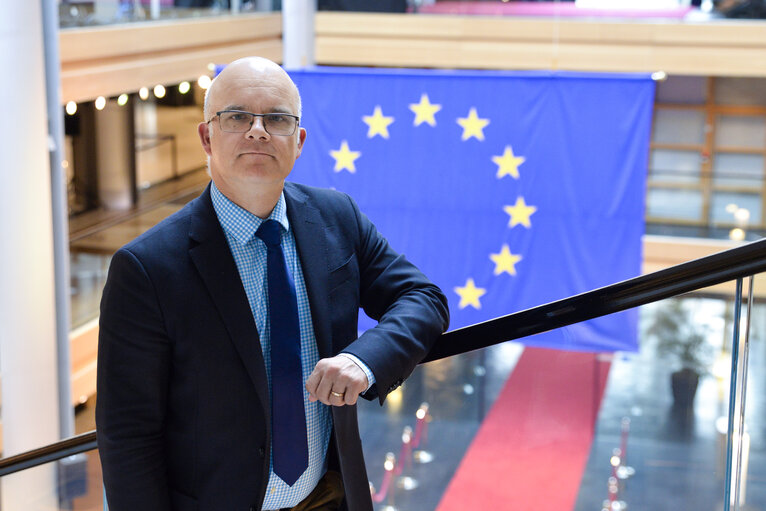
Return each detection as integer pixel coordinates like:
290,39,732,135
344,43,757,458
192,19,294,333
221,105,294,114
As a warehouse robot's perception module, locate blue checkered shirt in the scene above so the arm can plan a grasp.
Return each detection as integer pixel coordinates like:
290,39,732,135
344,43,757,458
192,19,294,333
210,182,373,509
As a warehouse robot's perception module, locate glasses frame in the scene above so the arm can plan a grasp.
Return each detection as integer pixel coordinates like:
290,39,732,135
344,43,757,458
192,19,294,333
207,110,300,136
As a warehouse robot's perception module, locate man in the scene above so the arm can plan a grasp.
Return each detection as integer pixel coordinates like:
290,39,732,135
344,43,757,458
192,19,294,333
96,56,449,511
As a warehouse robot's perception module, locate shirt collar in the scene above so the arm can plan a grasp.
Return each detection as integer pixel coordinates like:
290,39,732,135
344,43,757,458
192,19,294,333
210,180,290,245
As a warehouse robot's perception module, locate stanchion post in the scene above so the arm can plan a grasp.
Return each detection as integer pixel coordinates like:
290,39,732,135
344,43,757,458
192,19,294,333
616,417,635,480
412,402,433,464
396,426,418,490
373,452,398,511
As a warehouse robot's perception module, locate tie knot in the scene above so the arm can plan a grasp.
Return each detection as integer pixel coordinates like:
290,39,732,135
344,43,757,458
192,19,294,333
256,219,282,247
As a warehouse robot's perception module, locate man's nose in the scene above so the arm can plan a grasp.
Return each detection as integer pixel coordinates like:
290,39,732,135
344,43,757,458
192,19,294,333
246,116,269,139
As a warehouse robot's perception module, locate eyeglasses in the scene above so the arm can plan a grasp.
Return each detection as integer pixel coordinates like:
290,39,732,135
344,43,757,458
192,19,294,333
208,110,300,136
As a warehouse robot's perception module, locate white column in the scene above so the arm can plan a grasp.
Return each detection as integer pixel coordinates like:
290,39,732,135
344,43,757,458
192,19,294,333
150,0,161,20
282,0,316,69
0,0,61,508
96,98,136,210
93,0,120,23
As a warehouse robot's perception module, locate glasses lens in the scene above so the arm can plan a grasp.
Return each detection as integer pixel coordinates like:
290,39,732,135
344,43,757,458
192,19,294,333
263,114,297,136
217,112,297,135
219,111,253,132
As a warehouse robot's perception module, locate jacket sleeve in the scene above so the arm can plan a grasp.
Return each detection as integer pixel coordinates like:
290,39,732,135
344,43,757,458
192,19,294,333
96,247,172,510
339,194,450,404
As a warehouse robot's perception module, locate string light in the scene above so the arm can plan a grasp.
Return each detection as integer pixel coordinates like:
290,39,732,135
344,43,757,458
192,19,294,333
139,87,149,100
65,101,77,115
117,94,129,106
734,208,750,223
198,75,212,90
178,81,191,94
94,96,106,110
154,85,166,99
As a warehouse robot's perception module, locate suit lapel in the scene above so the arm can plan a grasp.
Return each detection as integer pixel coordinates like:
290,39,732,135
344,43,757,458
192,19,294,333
285,183,334,359
188,185,270,415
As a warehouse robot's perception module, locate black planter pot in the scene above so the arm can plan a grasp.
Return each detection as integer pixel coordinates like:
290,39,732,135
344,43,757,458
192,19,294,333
671,368,700,408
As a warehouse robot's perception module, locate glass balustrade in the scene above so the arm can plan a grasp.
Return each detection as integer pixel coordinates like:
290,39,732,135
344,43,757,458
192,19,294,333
0,450,102,511
2,271,764,510
59,0,277,28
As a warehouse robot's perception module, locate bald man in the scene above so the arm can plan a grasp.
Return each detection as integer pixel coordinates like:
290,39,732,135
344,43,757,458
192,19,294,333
96,57,449,511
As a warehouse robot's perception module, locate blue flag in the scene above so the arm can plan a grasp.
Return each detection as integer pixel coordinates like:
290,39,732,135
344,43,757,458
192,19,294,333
289,67,654,352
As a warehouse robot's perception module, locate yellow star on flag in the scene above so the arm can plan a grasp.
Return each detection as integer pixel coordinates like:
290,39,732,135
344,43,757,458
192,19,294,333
457,107,490,141
454,278,487,310
362,106,395,139
504,197,537,228
409,94,442,127
329,141,361,173
490,244,523,276
492,146,526,179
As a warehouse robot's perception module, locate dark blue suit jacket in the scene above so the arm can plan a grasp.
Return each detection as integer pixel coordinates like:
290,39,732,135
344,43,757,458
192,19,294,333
96,182,449,511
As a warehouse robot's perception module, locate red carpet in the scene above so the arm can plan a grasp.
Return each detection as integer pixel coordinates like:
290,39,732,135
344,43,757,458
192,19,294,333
435,347,611,511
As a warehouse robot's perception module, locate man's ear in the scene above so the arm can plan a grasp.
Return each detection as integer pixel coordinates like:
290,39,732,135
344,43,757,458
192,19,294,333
198,122,212,156
295,127,307,158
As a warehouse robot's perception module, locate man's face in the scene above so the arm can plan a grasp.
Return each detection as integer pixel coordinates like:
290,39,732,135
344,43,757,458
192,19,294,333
198,63,306,192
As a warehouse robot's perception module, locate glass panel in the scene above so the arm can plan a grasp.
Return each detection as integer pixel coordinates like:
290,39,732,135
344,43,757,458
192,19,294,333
715,115,766,150
715,77,766,107
647,188,703,221
1,450,103,510
574,292,748,509
712,153,764,187
649,149,701,183
710,193,761,227
652,109,706,145
730,276,765,511
70,252,112,328
359,344,523,509
656,75,707,105
59,0,276,28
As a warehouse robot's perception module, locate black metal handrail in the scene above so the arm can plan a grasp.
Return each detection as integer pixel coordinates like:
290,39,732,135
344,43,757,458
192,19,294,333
0,431,97,477
423,236,766,362
2,236,766,477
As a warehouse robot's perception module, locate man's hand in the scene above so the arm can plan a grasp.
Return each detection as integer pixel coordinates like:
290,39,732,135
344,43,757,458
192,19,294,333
306,355,369,406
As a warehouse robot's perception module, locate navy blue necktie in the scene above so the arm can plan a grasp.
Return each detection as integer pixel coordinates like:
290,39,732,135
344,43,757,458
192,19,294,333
256,219,308,486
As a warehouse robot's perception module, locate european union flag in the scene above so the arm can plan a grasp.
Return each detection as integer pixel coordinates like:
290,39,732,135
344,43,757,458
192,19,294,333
289,67,654,352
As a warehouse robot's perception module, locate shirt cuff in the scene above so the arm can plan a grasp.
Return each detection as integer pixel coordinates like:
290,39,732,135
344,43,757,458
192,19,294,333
338,353,376,392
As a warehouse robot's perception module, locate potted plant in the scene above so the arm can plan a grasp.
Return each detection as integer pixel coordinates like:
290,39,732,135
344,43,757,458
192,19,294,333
646,299,714,408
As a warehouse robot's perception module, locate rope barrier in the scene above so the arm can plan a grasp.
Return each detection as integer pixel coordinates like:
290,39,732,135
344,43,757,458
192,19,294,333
369,402,434,506
371,452,396,504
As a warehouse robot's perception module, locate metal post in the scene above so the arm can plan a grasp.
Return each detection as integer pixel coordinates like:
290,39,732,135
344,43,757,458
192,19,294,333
41,0,75,440
733,276,754,509
723,278,744,511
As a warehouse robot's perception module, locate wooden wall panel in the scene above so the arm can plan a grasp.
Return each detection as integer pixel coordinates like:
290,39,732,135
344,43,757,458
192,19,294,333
315,12,766,77
60,13,282,103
